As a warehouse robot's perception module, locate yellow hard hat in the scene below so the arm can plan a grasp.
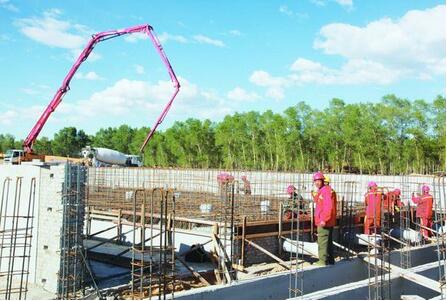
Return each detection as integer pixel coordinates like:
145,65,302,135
324,176,330,183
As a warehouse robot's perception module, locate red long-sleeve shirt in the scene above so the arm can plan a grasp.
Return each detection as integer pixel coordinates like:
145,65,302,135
412,193,433,219
364,191,382,218
314,185,336,227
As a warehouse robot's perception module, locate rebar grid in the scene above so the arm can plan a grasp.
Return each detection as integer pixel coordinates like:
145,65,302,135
85,167,446,300
86,168,377,224
432,176,446,298
57,164,86,300
0,177,36,300
130,187,176,300
282,173,306,299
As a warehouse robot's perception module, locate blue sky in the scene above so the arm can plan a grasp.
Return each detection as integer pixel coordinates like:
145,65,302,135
0,0,445,139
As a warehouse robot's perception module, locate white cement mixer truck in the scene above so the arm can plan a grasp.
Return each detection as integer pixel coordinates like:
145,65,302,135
81,146,143,167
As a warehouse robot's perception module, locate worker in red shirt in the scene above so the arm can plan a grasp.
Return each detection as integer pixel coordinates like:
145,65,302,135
411,185,434,239
313,172,336,265
364,181,382,235
384,188,401,215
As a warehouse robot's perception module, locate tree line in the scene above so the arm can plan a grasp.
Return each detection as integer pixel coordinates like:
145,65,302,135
0,94,445,175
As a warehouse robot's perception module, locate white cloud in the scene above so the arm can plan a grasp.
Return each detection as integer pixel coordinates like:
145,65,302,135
334,0,352,7
124,32,147,43
158,32,188,44
0,105,45,126
310,0,326,6
19,82,52,96
15,9,103,62
279,5,293,16
1,77,238,136
134,65,145,75
74,71,103,80
249,71,290,100
251,4,445,92
62,77,197,118
290,58,400,85
21,88,39,95
279,5,309,18
0,0,18,12
314,5,445,76
200,90,220,101
229,30,241,36
0,110,18,125
15,9,90,49
310,0,353,8
193,34,225,47
227,87,259,101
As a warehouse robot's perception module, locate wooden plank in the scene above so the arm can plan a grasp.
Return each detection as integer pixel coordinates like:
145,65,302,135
117,209,122,242
310,203,314,242
213,233,233,283
381,232,408,246
211,224,222,284
87,228,135,251
175,255,210,286
280,236,319,257
115,231,163,257
244,239,290,270
87,225,116,238
362,256,441,293
332,241,357,256
241,216,247,267
278,203,283,258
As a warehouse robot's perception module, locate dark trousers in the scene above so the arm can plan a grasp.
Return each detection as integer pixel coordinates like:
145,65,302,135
317,226,334,264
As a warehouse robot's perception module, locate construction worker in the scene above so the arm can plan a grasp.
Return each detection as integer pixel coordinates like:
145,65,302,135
284,185,304,219
364,181,382,235
393,189,403,210
241,175,252,195
411,185,433,240
384,188,400,215
313,172,336,266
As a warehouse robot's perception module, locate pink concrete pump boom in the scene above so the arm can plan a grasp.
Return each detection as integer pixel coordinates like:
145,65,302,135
23,24,180,154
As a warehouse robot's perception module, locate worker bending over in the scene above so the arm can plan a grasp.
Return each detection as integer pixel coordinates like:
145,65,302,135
411,185,433,240
313,172,336,266
364,181,382,235
284,185,304,219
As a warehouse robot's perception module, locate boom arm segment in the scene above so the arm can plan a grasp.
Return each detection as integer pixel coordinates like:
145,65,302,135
23,24,180,154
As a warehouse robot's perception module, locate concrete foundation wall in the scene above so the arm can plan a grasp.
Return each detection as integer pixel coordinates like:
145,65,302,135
171,244,441,300
173,258,370,300
34,164,65,293
302,262,442,300
389,244,439,268
0,163,83,297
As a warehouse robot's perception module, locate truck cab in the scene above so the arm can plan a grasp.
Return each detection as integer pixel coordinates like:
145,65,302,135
127,155,143,167
4,149,24,164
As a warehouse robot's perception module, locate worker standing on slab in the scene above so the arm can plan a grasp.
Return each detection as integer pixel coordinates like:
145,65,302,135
364,181,382,235
391,188,402,223
393,189,403,210
313,172,336,265
411,185,433,240
241,175,252,195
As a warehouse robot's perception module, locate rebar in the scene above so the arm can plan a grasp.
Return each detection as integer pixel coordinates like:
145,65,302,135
0,177,36,300
57,164,86,300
